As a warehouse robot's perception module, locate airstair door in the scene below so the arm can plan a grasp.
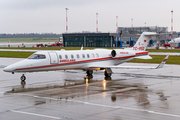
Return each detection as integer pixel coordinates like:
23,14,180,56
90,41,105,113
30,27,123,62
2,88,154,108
48,52,58,64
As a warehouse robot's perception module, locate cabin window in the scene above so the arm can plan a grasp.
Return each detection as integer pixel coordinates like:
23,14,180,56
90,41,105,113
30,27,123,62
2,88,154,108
87,54,90,58
59,55,62,59
71,54,74,59
91,53,95,58
65,55,68,59
28,54,46,59
82,54,85,58
96,53,99,58
77,54,80,59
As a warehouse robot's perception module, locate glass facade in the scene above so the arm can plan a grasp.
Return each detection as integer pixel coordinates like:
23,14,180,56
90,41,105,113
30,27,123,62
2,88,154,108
64,37,84,47
86,36,111,47
63,33,116,47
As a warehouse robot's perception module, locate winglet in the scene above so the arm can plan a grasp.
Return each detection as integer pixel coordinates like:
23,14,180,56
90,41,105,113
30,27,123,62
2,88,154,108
156,54,169,69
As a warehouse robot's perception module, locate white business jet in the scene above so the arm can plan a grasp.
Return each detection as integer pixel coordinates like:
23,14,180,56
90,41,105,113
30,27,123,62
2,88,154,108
3,32,169,81
169,37,180,43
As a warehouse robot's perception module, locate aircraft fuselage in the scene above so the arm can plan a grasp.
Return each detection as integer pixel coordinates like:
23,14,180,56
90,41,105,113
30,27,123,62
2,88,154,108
3,49,148,73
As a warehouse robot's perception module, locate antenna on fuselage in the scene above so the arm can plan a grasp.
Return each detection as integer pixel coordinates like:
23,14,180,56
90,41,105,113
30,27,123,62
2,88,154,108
81,45,83,50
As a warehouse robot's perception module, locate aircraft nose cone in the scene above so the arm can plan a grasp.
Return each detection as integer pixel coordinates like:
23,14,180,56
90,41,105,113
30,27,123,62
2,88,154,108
3,65,13,72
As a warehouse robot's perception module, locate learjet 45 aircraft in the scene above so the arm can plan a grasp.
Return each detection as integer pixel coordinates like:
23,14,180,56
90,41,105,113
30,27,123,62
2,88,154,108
3,32,169,81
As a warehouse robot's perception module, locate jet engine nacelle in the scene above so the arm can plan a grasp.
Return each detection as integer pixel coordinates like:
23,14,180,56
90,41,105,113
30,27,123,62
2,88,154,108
111,50,116,58
111,49,135,58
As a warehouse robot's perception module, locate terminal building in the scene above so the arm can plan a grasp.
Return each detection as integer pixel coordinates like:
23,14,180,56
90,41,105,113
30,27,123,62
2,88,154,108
118,26,170,47
62,33,121,47
62,26,171,48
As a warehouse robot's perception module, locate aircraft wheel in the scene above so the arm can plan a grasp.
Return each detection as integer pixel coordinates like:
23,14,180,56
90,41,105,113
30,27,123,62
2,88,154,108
20,74,26,81
86,70,93,75
104,71,112,77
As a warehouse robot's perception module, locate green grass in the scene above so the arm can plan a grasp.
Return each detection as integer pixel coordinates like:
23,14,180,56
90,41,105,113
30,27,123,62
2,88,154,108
0,38,59,43
129,55,180,64
0,51,34,58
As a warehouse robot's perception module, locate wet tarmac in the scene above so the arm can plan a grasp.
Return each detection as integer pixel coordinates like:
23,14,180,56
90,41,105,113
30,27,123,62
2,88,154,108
1,58,180,120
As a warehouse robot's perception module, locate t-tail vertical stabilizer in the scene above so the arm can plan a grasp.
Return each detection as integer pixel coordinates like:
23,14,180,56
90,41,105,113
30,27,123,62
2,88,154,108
127,32,171,51
132,32,155,51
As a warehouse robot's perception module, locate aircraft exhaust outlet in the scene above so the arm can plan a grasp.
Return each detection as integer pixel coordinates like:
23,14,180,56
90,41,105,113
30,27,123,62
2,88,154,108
111,50,116,58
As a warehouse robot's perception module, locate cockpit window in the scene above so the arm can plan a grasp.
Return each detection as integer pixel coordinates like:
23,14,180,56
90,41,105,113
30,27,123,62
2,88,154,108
28,54,46,59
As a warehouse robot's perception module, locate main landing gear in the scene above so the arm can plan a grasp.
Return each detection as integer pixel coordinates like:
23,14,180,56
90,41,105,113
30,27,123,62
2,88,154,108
86,68,112,78
86,70,93,79
86,70,93,75
104,68,112,80
104,68,112,77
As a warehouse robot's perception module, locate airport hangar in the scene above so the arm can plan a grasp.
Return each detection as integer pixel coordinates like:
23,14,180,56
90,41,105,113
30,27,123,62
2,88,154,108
62,26,170,48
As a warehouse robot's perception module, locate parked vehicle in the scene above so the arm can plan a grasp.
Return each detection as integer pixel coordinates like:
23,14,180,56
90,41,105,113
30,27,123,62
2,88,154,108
45,42,63,47
164,43,180,48
36,42,63,47
163,43,171,47
36,43,44,47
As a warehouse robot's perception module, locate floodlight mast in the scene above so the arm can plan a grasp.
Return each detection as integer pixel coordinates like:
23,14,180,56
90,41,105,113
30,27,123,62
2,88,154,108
171,10,173,39
65,8,69,32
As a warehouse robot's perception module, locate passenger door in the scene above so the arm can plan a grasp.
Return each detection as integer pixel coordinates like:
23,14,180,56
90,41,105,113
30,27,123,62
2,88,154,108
48,52,58,64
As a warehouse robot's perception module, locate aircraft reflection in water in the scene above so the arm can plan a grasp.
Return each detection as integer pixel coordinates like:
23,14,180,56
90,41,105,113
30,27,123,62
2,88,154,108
18,74,109,90
111,89,150,106
111,89,169,106
11,74,169,107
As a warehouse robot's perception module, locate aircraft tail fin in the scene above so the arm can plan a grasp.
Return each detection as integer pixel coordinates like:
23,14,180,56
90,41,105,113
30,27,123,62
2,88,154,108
128,32,171,51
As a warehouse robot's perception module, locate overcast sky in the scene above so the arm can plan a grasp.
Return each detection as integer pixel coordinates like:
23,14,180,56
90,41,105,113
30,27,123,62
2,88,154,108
0,0,179,34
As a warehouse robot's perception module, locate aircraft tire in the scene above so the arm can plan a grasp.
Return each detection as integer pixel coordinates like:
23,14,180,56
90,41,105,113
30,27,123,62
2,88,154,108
104,71,112,77
86,70,93,75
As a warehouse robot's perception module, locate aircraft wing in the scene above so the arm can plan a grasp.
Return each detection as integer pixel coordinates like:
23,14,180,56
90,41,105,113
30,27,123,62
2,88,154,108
134,55,152,59
89,55,169,69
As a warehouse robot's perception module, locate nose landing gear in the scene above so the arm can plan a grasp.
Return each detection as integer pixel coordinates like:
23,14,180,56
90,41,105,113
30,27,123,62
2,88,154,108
20,74,26,81
20,74,26,88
